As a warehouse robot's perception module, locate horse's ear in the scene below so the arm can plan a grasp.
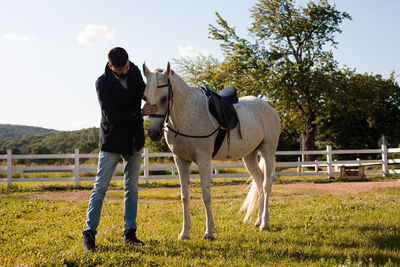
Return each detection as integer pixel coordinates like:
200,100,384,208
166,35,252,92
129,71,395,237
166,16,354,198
163,62,171,76
143,62,151,79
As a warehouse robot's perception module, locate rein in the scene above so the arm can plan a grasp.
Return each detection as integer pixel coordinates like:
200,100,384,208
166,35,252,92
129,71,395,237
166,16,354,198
149,75,220,138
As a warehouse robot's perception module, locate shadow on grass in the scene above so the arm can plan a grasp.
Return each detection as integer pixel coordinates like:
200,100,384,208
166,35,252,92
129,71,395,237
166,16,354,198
372,234,400,250
246,223,400,265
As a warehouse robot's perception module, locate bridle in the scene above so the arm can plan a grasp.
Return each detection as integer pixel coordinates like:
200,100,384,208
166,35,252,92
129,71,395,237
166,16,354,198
148,73,220,138
148,74,173,122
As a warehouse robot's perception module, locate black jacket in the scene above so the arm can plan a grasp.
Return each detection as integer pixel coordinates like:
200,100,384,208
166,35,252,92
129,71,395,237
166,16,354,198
96,62,145,155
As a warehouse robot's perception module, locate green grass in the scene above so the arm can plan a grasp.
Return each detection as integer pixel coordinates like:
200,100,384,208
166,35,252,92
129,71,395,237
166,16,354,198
1,183,400,266
2,173,398,195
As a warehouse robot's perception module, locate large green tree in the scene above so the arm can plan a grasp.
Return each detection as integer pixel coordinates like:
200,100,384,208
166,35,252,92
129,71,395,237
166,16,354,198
319,70,400,149
175,0,350,153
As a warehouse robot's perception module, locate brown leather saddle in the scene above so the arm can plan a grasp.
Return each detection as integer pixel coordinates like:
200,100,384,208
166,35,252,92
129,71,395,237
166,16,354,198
202,85,242,158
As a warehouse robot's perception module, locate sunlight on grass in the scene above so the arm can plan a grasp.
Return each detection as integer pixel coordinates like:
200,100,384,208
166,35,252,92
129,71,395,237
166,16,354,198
1,184,400,266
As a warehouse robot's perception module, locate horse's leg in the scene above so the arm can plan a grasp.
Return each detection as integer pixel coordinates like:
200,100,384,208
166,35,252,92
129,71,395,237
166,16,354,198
259,143,275,231
242,150,264,227
197,154,214,239
174,155,192,240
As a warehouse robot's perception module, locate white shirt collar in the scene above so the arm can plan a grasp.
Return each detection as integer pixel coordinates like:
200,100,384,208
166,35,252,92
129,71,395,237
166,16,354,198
112,72,128,89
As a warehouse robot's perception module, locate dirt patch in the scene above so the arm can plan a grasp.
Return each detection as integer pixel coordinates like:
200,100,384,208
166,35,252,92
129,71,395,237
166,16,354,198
274,179,400,196
20,179,400,203
23,189,128,203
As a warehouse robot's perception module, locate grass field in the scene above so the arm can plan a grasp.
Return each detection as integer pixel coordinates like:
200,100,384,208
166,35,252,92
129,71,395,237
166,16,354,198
1,178,400,266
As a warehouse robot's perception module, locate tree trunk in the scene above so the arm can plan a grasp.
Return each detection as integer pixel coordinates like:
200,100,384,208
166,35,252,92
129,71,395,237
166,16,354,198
304,112,316,161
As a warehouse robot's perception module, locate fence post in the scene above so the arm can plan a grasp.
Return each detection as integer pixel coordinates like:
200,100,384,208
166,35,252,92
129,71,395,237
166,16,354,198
381,144,388,177
326,145,333,178
144,148,149,184
7,150,12,188
296,157,300,173
213,162,218,181
297,134,305,162
73,149,80,187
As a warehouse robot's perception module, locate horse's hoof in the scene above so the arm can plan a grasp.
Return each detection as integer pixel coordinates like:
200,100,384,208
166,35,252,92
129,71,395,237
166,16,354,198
202,233,215,240
259,225,270,231
254,221,261,227
178,235,190,240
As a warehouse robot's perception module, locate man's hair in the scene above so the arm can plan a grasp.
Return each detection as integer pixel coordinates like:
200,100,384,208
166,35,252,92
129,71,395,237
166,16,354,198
108,47,129,68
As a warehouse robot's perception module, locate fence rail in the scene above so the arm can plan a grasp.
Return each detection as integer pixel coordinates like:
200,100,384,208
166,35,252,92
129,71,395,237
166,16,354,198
0,144,399,187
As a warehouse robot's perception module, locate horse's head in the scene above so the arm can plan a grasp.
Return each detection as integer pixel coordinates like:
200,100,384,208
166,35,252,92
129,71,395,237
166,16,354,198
143,62,173,141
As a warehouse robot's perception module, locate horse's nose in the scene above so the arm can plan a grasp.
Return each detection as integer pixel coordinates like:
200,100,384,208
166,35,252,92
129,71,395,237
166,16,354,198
148,128,162,141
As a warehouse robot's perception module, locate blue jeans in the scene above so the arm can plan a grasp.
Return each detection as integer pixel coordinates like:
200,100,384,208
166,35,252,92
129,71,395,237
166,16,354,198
85,149,142,235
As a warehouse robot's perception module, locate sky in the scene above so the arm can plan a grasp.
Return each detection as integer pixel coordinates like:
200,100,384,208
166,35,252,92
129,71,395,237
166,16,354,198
1,0,399,131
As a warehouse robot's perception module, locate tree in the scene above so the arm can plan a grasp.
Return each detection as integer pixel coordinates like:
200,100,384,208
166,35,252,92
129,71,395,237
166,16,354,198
30,144,50,154
319,70,400,149
174,0,350,155
173,55,225,90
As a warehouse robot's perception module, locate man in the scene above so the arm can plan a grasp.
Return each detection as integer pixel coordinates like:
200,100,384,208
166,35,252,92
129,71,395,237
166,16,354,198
82,47,157,252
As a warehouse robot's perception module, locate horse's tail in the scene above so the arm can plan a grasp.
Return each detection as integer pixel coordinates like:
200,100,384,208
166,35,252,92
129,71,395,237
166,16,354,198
240,158,265,222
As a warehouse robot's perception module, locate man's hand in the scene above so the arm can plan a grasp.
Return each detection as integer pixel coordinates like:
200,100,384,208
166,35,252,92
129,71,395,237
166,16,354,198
142,102,158,116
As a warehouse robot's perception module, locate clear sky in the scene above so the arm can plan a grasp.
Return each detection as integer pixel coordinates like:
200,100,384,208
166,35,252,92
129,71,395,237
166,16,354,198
1,0,399,131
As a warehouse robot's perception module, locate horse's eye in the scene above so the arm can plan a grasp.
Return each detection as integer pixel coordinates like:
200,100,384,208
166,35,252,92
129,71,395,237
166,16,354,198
161,96,168,103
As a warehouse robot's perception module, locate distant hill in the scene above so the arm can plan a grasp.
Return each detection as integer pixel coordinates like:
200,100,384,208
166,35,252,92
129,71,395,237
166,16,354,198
0,127,100,154
0,124,57,141
0,121,169,155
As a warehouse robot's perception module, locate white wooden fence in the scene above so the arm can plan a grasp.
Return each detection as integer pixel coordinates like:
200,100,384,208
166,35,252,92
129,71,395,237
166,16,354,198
0,145,399,188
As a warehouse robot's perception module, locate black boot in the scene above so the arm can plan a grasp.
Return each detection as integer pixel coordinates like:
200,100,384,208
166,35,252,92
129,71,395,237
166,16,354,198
82,229,96,252
124,229,144,246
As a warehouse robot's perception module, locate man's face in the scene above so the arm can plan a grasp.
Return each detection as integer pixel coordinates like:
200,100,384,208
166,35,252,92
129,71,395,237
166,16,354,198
109,60,130,78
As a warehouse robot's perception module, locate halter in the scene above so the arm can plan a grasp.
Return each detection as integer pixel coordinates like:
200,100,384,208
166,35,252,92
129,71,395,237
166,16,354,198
148,74,173,122
148,73,220,139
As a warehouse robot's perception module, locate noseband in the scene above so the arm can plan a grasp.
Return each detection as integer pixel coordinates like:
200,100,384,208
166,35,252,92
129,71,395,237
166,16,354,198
148,73,173,122
148,73,220,139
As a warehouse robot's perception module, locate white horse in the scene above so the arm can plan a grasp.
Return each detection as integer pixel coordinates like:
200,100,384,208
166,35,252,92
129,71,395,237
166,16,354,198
143,62,280,239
